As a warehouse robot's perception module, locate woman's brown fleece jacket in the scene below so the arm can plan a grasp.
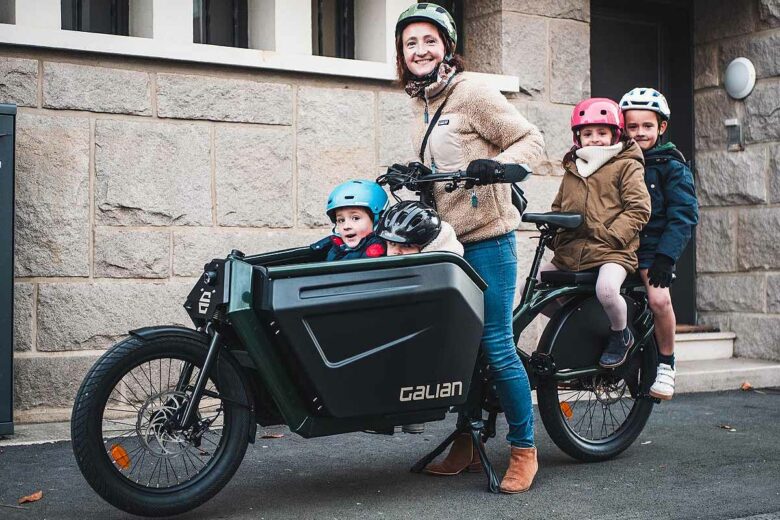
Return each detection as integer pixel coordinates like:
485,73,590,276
409,74,545,244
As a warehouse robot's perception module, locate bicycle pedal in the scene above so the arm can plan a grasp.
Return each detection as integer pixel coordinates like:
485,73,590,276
529,352,556,376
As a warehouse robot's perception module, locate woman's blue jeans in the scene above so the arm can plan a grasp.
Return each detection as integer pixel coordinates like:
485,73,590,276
463,232,534,448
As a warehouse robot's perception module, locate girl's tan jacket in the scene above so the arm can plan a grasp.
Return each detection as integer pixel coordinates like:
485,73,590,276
410,75,545,244
550,140,651,273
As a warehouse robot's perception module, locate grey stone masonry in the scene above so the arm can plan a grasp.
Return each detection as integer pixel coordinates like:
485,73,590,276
215,125,294,227
36,282,191,351
693,0,780,361
514,101,572,176
13,283,33,352
729,314,780,361
157,73,293,125
501,13,547,98
693,89,739,151
694,45,719,90
14,354,101,410
720,31,780,80
94,228,170,278
378,91,415,167
549,19,590,105
697,273,766,312
173,228,324,277
467,0,589,22
694,0,758,44
14,113,90,277
95,119,212,226
696,210,737,273
759,0,780,27
296,87,375,227
770,144,780,203
464,13,503,76
43,62,151,115
695,147,768,206
737,208,780,270
0,57,38,107
744,80,780,143
517,175,563,230
767,275,780,312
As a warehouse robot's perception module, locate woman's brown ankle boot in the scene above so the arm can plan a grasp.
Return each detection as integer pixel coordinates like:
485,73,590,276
423,433,483,476
499,446,538,493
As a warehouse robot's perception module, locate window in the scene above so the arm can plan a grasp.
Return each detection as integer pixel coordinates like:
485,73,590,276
0,0,14,24
422,0,464,56
61,0,129,36
312,0,354,59
193,0,248,48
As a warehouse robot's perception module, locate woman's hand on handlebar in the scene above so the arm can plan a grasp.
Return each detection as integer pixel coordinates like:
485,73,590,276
466,159,502,185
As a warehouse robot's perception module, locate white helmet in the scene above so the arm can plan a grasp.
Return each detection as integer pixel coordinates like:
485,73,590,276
619,87,671,120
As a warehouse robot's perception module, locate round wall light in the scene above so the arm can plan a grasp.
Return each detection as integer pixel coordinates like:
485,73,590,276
724,57,756,100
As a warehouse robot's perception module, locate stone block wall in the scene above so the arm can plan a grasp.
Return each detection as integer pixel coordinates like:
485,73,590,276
3,1,581,421
694,0,780,360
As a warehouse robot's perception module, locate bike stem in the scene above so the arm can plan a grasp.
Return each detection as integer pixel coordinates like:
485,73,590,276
180,328,222,429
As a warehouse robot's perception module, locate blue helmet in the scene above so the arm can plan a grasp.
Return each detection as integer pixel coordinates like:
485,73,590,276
326,180,389,225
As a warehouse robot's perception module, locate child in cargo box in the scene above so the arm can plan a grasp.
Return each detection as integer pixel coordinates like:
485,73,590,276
377,201,464,256
320,180,389,261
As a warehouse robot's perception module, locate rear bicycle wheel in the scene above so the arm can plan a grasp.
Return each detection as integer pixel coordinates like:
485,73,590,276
71,332,252,517
537,337,656,462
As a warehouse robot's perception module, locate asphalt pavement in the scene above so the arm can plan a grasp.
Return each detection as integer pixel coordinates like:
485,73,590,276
1,389,779,520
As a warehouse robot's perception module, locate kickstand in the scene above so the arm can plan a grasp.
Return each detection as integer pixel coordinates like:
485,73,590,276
410,416,500,494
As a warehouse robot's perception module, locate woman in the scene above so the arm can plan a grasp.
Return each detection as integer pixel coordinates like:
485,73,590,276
394,3,545,494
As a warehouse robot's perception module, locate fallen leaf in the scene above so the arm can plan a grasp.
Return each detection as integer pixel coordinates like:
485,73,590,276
740,381,753,391
18,491,42,505
261,433,284,439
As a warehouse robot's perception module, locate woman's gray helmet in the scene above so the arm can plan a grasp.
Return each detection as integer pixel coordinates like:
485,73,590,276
395,2,458,49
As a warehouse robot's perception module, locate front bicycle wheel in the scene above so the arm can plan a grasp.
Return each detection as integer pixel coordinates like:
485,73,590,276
536,337,656,462
71,332,252,517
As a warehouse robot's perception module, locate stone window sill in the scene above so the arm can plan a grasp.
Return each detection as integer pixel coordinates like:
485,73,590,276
0,24,520,93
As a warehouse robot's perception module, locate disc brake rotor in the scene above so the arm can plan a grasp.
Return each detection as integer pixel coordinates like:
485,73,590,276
137,391,190,457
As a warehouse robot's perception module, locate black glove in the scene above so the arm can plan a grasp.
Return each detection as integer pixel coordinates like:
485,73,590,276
648,254,675,288
466,159,502,185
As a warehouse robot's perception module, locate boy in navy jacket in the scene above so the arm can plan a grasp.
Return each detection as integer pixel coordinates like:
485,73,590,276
620,87,699,400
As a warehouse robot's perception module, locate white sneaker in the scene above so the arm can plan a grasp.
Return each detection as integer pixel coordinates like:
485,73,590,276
649,363,676,400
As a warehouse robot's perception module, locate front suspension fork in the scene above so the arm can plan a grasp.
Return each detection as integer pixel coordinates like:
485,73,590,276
179,328,222,429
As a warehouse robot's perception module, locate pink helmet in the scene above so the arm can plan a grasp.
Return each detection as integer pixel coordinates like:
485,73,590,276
570,98,624,146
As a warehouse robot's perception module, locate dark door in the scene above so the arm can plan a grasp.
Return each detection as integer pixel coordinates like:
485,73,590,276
0,105,15,435
591,0,696,324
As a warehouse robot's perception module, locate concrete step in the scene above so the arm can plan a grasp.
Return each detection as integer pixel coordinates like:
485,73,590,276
676,357,780,394
674,332,735,361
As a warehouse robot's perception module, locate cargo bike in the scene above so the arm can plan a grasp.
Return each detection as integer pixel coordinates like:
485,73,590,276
71,162,659,517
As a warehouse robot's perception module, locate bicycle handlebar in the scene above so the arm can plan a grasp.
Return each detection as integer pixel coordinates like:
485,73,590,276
377,162,532,193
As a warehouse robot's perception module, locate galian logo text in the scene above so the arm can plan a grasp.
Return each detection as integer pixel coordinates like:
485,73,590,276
399,381,463,402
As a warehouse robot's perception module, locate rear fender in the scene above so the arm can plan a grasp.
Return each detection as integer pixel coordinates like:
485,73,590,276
535,294,640,372
129,325,258,443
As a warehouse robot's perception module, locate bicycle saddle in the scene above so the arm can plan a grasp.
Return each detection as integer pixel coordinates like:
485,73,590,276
541,270,645,288
522,212,582,229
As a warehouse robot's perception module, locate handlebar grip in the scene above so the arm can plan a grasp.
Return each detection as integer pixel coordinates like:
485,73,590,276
501,164,532,183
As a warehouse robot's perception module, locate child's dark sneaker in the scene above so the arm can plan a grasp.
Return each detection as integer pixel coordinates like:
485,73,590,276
649,363,676,400
599,328,634,368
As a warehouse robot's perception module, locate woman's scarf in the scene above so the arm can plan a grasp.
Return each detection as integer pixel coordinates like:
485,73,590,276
404,60,457,99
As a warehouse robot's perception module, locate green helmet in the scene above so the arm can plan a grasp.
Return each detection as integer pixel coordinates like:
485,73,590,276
396,3,457,49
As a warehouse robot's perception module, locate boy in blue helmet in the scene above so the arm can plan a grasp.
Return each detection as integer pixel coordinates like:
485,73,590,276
318,180,389,261
620,87,699,401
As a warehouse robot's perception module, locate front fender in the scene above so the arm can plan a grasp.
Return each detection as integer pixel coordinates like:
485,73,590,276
130,325,209,343
128,325,258,443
